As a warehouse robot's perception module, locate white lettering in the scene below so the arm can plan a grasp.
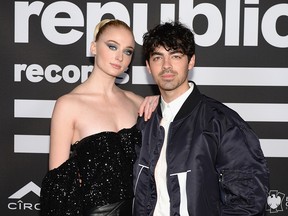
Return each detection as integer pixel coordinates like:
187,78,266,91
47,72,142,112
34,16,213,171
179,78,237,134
81,65,93,83
27,64,44,82
45,64,62,83
23,203,33,210
62,65,81,83
244,0,259,46
179,0,223,47
161,4,175,23
262,4,288,48
41,1,84,45
14,63,129,84
14,1,288,49
116,72,129,84
133,4,148,46
18,200,23,210
14,1,44,43
8,201,40,211
14,64,28,82
34,202,41,210
225,0,240,46
8,202,17,210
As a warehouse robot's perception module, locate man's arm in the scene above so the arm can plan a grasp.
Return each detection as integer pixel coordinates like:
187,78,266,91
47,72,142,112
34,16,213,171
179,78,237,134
217,124,269,215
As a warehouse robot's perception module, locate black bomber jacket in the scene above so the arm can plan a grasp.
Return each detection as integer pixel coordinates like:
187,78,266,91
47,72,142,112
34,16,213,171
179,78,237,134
133,83,269,216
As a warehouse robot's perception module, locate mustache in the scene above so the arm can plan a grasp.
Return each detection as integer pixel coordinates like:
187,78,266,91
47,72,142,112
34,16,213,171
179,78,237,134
159,69,176,75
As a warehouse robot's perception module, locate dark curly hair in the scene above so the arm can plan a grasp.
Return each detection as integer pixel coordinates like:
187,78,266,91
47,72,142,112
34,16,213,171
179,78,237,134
143,21,195,62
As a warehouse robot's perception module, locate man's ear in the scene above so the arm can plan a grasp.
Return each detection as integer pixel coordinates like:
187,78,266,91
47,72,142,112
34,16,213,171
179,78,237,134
188,55,195,70
90,42,97,55
146,60,151,74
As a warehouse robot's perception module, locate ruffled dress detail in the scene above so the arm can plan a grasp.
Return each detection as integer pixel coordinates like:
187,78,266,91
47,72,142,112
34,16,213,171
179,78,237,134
40,125,141,216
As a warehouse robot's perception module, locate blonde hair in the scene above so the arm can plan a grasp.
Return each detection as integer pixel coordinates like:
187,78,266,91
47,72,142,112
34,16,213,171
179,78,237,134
93,19,133,41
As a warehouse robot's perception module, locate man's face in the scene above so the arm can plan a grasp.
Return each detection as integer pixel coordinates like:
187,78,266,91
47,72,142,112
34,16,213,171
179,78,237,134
146,46,195,96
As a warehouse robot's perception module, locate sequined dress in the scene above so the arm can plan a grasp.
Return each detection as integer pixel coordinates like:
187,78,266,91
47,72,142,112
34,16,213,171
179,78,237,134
40,125,141,216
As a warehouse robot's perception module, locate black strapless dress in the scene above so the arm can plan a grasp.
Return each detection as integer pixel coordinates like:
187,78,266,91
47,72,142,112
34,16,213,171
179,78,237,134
40,125,141,216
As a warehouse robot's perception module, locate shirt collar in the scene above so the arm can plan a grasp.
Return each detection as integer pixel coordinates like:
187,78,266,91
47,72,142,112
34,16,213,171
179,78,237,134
160,82,194,120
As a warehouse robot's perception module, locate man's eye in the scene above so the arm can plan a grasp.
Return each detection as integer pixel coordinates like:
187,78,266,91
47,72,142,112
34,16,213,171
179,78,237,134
152,56,161,61
172,55,182,59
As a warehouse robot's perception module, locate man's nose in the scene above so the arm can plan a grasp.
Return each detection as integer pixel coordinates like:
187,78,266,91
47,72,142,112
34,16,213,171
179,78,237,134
162,57,172,70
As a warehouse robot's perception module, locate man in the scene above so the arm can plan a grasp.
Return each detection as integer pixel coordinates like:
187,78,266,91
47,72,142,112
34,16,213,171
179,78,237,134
133,21,269,215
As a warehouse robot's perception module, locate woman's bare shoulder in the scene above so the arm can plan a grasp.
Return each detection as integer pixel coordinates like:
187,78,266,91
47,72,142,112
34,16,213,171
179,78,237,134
53,91,83,112
123,90,144,107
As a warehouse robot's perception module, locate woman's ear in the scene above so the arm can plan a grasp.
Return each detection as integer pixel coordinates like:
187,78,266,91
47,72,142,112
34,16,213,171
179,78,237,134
90,41,97,55
188,55,195,70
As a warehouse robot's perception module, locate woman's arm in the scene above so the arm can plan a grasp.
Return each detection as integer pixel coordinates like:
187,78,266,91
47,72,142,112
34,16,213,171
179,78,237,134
49,95,75,170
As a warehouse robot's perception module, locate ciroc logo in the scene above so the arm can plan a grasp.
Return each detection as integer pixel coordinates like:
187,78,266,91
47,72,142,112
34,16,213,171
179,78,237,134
8,181,41,211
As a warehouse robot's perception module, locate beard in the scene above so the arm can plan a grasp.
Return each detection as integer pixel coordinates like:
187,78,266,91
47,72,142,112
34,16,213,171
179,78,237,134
155,69,189,93
156,69,178,91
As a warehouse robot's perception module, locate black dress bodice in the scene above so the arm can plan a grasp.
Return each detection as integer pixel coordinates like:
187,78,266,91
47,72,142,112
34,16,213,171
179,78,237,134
40,125,141,216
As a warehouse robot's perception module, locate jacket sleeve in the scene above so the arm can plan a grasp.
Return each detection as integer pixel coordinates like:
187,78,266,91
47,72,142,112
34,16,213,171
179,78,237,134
216,123,269,215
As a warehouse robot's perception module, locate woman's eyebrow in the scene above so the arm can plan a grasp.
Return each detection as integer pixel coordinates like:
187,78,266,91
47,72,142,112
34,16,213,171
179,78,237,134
105,40,134,50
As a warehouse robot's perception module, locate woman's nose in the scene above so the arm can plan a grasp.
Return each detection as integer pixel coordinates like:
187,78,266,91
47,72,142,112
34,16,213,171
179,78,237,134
116,51,123,61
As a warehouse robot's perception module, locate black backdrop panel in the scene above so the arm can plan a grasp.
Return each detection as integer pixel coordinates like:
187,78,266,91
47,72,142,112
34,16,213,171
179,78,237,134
1,0,288,215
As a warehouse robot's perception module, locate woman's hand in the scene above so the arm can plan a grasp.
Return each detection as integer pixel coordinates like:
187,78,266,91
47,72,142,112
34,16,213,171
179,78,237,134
138,95,159,121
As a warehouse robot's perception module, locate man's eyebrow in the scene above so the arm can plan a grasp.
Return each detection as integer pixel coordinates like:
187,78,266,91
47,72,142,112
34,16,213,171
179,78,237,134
151,51,163,56
150,49,184,56
169,49,184,55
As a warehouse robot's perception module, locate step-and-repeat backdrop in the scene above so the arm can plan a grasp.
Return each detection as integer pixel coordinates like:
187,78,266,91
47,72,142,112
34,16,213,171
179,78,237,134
1,0,288,215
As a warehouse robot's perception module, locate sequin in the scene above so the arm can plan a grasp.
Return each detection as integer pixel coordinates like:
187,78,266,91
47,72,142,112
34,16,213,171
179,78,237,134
40,125,141,216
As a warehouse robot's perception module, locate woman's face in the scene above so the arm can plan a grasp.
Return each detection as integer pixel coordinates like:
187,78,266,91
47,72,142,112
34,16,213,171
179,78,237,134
92,26,135,76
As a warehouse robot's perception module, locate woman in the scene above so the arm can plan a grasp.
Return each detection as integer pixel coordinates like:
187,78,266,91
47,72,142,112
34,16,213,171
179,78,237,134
40,19,157,216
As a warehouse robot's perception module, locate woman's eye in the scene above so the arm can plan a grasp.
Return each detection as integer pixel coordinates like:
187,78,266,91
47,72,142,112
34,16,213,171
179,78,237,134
108,44,117,50
124,49,133,56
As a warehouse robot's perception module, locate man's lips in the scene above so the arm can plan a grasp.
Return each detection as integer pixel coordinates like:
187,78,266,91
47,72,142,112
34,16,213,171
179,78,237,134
161,73,175,80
